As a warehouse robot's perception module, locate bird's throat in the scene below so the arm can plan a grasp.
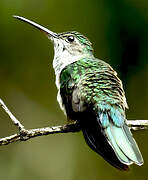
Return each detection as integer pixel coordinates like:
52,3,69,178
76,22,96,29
53,53,93,89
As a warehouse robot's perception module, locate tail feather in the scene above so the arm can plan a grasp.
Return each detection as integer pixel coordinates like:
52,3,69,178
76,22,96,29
80,110,143,170
105,125,132,165
81,115,129,170
122,124,143,165
104,116,143,166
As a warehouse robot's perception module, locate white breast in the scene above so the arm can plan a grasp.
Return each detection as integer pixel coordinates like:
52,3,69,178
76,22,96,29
53,52,82,115
52,39,92,114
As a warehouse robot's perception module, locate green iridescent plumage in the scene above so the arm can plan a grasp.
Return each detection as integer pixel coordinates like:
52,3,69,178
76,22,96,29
60,57,143,170
60,58,126,112
13,16,143,170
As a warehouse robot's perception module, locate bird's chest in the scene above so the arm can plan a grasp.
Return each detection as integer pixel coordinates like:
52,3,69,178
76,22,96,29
56,64,81,119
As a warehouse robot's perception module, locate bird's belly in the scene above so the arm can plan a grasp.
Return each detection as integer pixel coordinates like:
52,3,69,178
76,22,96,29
57,90,67,115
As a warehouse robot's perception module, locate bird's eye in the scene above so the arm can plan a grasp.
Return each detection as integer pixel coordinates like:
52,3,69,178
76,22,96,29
67,36,75,43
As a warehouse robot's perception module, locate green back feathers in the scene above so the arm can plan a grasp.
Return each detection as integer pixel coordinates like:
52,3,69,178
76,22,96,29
60,57,143,168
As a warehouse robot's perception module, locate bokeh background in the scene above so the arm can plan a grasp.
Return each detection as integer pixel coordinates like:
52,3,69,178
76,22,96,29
0,0,148,180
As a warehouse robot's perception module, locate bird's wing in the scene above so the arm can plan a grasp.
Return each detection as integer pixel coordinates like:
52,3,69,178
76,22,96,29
71,67,143,170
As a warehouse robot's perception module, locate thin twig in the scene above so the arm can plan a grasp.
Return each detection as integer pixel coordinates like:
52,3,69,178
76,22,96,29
0,124,80,146
127,120,148,130
0,98,80,146
0,98,148,146
0,99,24,131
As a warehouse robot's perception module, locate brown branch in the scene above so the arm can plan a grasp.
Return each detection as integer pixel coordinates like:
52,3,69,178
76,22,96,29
0,124,80,146
127,120,148,130
0,99,80,146
0,98,148,146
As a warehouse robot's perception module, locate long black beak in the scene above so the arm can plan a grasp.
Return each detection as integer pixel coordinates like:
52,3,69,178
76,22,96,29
13,15,58,38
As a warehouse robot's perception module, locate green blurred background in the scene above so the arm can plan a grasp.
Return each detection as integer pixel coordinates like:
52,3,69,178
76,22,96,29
0,0,148,179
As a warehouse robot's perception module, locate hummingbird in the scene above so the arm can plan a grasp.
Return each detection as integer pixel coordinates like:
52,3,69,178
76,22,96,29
13,15,143,170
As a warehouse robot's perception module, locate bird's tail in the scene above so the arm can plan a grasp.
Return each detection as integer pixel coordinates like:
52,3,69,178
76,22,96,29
81,110,143,170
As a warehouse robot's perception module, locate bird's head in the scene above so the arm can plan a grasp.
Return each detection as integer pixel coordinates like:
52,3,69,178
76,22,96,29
13,16,94,78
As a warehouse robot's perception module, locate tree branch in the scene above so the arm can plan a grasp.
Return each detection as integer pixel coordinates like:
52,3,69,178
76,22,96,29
0,98,80,146
127,120,148,130
0,98,148,146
